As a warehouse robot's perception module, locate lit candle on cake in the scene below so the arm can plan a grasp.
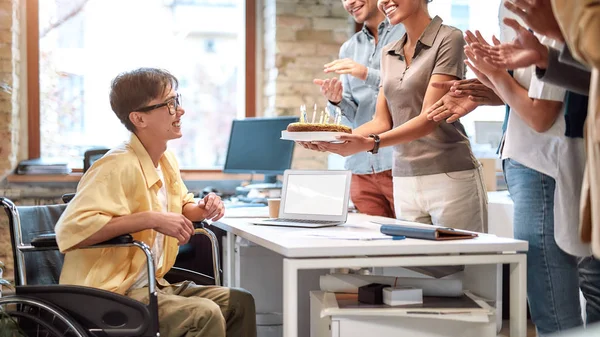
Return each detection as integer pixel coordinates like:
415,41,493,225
335,107,342,125
319,111,324,124
312,104,317,123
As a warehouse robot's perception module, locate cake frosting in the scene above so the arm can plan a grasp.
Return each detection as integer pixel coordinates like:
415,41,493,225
287,122,351,133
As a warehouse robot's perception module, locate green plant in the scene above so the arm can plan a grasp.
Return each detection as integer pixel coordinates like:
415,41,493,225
0,311,23,337
0,260,7,290
0,261,25,337
0,82,10,94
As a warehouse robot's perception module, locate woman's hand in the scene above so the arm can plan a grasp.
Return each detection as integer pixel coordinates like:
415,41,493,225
502,0,564,42
425,93,480,123
316,134,374,157
464,31,504,78
477,18,548,70
463,30,505,82
297,141,323,152
297,134,374,157
431,78,501,103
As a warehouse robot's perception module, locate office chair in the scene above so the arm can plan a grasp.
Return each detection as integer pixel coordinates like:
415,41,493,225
0,197,221,336
83,148,109,173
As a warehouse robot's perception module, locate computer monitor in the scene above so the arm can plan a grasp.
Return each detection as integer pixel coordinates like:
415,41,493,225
223,116,298,185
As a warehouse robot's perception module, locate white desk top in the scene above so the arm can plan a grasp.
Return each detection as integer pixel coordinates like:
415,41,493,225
212,213,528,258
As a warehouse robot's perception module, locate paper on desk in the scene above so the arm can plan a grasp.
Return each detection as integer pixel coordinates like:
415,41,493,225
369,217,482,235
319,291,493,322
292,228,392,241
320,274,463,297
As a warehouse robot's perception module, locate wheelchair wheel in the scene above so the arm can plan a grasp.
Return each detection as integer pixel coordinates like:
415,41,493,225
0,296,88,337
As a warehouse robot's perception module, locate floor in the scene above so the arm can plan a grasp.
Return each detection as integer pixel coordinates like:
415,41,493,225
498,320,537,337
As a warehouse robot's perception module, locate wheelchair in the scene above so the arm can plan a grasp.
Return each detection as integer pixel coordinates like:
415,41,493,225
0,196,222,337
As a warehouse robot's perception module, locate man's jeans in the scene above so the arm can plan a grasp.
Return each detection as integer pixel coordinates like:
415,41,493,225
504,158,583,335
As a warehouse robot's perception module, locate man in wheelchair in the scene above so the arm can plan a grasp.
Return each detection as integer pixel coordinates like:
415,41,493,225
54,68,256,337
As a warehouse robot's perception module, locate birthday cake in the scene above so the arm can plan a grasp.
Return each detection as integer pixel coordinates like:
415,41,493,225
286,122,351,133
287,104,351,133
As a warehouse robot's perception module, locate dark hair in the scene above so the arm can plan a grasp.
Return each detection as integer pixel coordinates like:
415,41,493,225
109,68,179,132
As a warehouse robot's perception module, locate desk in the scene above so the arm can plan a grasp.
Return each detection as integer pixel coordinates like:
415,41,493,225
212,213,528,337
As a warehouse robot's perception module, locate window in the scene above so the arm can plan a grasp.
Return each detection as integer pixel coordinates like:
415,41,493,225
429,0,506,152
29,0,255,170
450,4,469,33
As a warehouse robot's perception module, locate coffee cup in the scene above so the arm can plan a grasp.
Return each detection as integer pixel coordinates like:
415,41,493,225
267,198,281,218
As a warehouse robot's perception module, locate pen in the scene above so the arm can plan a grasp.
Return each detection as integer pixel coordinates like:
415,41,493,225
392,235,406,240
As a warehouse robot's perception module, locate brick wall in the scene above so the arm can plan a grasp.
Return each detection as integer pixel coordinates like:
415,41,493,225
0,0,21,283
262,0,353,169
0,0,20,181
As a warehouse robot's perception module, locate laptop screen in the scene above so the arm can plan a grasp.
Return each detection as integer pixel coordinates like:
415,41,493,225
282,173,349,216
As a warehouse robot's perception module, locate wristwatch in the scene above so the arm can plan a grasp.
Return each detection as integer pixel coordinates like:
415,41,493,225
368,134,380,154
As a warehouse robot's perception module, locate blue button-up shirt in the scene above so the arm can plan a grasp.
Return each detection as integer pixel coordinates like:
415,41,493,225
328,20,405,174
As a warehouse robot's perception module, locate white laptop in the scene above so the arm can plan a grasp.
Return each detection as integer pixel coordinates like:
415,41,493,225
251,169,352,228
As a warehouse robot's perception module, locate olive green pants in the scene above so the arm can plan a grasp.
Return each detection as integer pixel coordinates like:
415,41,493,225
127,281,256,337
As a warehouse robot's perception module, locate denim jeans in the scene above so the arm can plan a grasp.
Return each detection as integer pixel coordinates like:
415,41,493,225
504,158,583,335
579,256,600,325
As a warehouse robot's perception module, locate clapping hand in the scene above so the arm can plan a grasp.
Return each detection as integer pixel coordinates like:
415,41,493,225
313,78,343,104
432,79,502,104
323,58,368,81
426,78,503,123
425,94,479,123
475,18,548,70
464,30,504,78
503,0,563,42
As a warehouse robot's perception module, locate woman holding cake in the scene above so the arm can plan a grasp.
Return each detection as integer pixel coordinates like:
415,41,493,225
301,0,487,232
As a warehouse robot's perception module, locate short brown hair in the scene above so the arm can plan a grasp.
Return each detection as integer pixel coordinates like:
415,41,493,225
109,68,179,132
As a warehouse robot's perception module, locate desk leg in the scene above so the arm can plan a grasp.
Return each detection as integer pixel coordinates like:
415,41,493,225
510,254,527,337
283,258,298,337
225,232,236,287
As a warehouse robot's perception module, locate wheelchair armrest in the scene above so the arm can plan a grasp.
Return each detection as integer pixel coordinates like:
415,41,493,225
30,233,59,248
164,266,216,286
193,220,210,229
30,233,134,248
100,234,134,245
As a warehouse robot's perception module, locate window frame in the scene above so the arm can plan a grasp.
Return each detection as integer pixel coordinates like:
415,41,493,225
26,0,256,173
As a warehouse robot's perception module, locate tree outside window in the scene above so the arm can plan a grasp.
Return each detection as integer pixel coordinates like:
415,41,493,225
38,0,245,169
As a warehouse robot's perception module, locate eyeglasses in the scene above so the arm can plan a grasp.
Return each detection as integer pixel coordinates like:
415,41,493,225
135,93,182,115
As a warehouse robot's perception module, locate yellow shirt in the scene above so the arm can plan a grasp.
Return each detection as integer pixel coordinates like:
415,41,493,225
55,134,195,294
